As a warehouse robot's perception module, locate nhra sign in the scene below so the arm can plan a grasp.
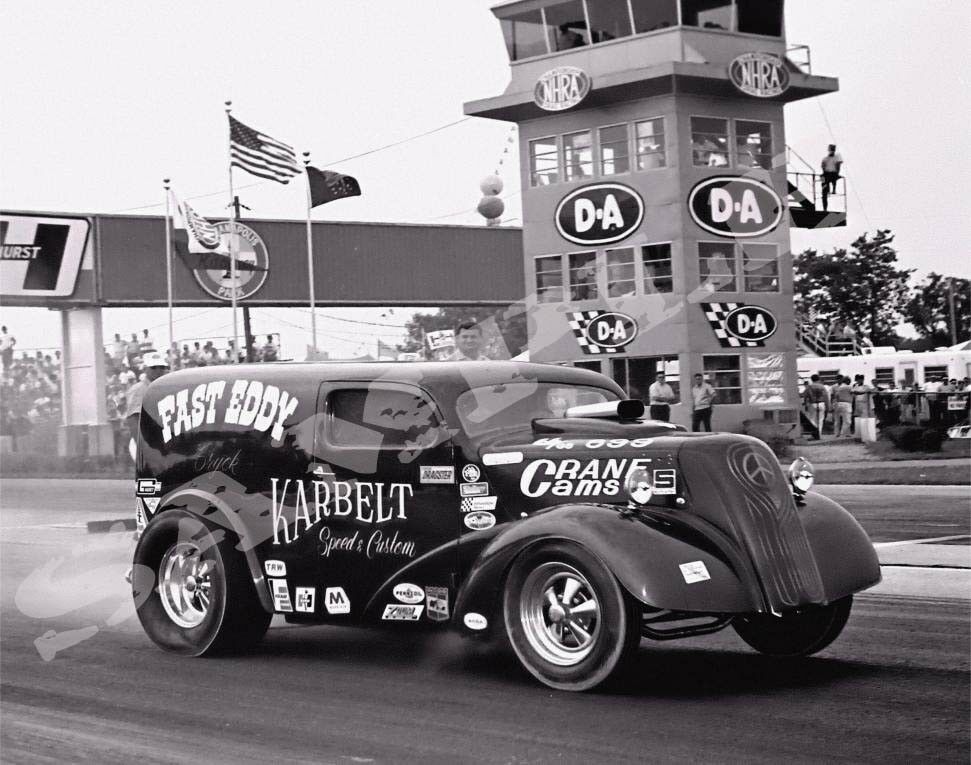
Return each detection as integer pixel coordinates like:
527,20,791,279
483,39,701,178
729,52,790,98
688,177,783,238
555,183,644,246
534,66,591,111
0,213,89,297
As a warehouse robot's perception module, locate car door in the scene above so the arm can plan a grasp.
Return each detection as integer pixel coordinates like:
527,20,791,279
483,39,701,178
311,380,458,623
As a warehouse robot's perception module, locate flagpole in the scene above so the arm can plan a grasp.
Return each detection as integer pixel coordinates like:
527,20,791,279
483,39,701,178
225,100,240,363
163,178,174,361
302,152,318,354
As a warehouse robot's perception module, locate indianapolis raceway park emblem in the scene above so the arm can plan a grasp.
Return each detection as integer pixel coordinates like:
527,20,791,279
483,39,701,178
182,220,269,302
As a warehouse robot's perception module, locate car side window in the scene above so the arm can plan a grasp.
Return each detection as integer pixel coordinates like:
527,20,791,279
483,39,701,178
328,387,442,449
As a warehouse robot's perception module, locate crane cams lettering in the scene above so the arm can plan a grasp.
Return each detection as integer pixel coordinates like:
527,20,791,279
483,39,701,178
155,379,298,444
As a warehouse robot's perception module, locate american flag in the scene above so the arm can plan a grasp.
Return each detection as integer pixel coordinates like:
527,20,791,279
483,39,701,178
229,115,301,184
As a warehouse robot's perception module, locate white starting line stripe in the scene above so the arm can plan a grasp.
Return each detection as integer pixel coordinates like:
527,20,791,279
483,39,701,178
875,534,970,548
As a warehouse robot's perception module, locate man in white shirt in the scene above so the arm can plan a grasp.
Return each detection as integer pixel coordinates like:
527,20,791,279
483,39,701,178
690,373,716,432
0,326,14,372
648,372,676,422
446,321,490,361
820,144,843,211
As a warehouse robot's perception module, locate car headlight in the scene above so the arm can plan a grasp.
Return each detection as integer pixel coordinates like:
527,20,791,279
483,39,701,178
625,467,654,505
788,457,814,495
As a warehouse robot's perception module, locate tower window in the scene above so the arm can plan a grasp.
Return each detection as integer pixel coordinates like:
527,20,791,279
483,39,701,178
544,0,590,51
742,244,779,292
703,354,742,404
563,130,594,181
606,247,637,297
635,118,666,170
691,117,729,167
499,9,550,61
599,124,630,176
568,251,598,301
699,242,737,292
735,120,773,170
681,0,734,31
529,137,560,186
586,0,635,42
535,255,565,303
737,0,783,36
642,244,673,294
630,0,678,33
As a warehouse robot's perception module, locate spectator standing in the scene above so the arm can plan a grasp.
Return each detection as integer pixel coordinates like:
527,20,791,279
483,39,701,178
261,335,279,362
138,329,155,356
803,374,829,439
126,333,141,368
820,144,843,211
924,377,942,425
110,333,127,368
648,372,676,422
832,376,854,437
123,351,168,453
0,326,15,372
851,375,875,441
690,373,716,432
446,321,490,361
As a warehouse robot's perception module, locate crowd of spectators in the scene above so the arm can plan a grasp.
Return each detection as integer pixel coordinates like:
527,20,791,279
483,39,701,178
0,324,63,441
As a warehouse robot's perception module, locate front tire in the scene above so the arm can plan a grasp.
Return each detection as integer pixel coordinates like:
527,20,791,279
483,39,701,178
732,596,853,657
503,541,640,691
132,510,271,656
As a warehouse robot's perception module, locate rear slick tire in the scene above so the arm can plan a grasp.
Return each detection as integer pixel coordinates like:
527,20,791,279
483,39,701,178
732,596,853,657
132,510,271,656
503,541,640,692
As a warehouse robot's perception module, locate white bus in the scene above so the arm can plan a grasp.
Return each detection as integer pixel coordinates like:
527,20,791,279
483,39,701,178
798,348,971,388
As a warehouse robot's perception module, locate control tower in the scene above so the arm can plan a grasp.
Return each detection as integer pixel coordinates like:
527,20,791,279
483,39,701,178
466,0,842,432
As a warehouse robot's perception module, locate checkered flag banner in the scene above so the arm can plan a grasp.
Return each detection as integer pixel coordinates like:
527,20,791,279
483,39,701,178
461,498,475,513
567,310,624,354
702,302,764,348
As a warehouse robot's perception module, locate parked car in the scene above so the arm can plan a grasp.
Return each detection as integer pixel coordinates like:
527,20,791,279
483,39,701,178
131,361,880,691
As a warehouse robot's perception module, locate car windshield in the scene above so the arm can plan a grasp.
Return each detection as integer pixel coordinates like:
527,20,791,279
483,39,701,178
456,382,618,436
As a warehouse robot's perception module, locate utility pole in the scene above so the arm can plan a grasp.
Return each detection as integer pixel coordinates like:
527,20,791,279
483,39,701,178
947,277,958,346
230,195,256,362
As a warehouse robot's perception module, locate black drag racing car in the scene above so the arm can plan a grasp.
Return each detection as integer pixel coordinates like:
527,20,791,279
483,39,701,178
131,361,880,691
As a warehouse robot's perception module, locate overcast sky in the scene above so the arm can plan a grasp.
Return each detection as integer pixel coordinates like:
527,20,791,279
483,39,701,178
1,0,968,356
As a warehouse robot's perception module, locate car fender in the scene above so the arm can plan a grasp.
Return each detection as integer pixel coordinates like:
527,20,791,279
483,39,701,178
796,491,881,600
152,487,274,614
454,503,757,631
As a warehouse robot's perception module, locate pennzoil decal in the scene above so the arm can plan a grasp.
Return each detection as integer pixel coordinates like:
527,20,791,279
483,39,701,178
156,380,299,445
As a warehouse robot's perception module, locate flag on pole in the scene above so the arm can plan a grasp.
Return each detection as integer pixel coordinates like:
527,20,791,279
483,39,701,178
170,192,265,273
229,115,301,184
306,165,361,207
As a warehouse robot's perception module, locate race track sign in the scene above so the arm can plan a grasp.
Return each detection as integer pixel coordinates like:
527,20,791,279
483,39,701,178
555,183,644,246
0,213,90,297
534,66,591,112
729,52,790,98
568,310,638,354
688,177,783,238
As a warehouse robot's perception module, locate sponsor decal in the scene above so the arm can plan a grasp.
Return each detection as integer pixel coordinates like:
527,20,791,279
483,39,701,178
135,478,161,496
534,437,574,450
679,561,711,584
187,220,269,302
482,451,523,466
295,587,316,613
728,444,778,491
425,586,449,622
271,478,414,544
534,66,591,111
134,499,147,530
459,482,489,497
702,303,777,347
382,604,423,621
193,447,242,476
568,310,637,355
324,586,350,614
729,52,790,98
270,578,293,612
419,465,455,484
318,526,417,560
264,559,287,577
463,511,496,531
555,183,644,246
156,380,299,445
0,213,90,297
534,437,656,449
653,468,677,495
461,464,481,483
520,457,653,498
142,497,161,514
461,496,498,513
688,176,783,238
463,612,488,631
393,583,425,605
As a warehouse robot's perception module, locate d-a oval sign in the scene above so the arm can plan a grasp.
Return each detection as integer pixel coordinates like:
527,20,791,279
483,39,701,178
585,312,638,349
555,183,644,246
724,305,777,342
688,176,783,238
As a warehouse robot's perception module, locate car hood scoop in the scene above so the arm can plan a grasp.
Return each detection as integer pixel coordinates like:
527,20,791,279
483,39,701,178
530,417,682,438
